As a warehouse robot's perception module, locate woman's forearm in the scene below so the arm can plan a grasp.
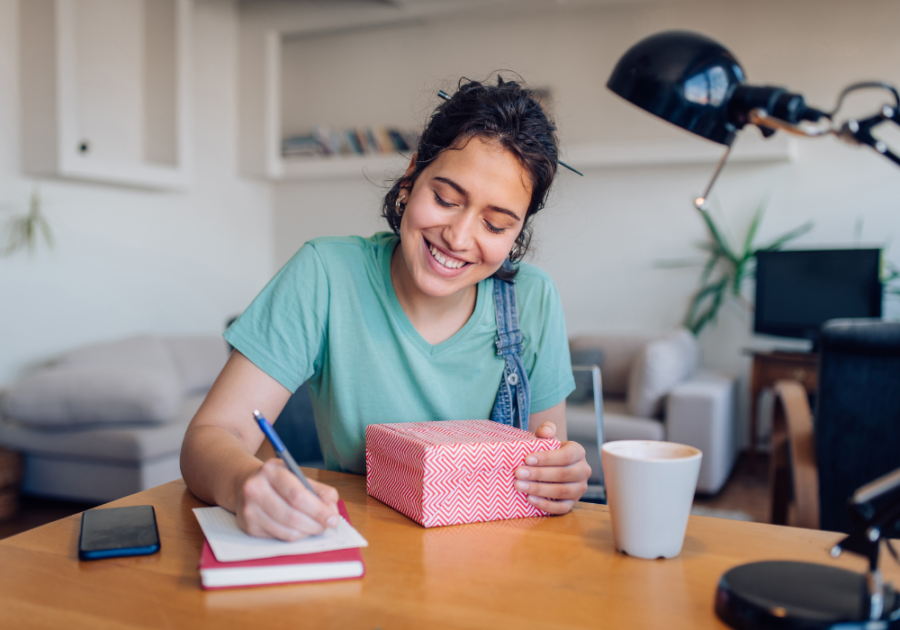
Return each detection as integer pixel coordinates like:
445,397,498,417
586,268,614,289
180,423,263,512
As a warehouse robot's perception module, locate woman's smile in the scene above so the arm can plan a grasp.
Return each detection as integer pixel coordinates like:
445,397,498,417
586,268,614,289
425,238,470,274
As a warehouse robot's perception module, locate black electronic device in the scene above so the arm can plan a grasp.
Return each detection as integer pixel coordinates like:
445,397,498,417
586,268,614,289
715,467,900,629
754,249,882,342
78,505,160,561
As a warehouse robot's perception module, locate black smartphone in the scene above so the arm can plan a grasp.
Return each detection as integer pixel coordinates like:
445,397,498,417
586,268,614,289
78,505,161,561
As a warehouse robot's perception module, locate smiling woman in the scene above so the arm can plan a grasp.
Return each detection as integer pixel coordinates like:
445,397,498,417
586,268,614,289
180,76,590,542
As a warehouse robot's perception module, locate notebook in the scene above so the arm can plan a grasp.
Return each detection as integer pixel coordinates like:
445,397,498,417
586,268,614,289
195,500,367,589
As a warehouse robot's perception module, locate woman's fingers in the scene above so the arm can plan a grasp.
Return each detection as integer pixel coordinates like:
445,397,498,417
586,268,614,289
236,495,318,541
511,440,591,515
534,421,557,439
236,461,341,541
263,460,340,527
310,478,340,508
517,441,589,480
523,440,586,467
526,496,575,515
515,478,587,501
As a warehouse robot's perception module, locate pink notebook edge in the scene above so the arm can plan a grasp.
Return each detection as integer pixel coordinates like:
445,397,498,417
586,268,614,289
197,499,366,590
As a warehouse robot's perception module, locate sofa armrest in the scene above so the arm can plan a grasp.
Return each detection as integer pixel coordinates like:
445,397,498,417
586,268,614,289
570,365,605,491
665,372,737,494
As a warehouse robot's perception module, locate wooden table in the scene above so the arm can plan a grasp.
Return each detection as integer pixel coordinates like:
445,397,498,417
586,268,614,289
748,350,818,461
1,469,894,630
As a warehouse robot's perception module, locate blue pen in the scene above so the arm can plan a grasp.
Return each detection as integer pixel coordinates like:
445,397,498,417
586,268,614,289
254,410,318,497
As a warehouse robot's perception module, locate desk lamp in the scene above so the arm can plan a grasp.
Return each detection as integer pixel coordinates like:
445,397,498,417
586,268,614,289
607,30,900,630
607,31,900,214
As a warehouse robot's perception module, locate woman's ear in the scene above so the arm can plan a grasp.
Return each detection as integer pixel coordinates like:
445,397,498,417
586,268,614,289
404,153,417,179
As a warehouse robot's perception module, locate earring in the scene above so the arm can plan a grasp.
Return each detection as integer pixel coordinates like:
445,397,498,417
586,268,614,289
509,243,522,261
395,195,406,216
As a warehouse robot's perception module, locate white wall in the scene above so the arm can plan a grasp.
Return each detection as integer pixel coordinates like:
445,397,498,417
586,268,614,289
0,0,274,385
271,0,900,447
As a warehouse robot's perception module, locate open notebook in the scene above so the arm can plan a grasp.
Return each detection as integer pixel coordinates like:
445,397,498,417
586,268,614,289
193,500,368,589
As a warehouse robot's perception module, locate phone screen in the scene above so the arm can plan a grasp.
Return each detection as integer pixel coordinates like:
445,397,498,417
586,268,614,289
78,505,160,561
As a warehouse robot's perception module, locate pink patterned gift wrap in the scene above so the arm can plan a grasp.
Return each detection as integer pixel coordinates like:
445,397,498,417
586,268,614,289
365,420,561,528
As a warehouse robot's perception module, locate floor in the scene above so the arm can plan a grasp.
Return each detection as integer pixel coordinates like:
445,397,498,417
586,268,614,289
693,452,770,523
0,495,98,541
0,453,771,542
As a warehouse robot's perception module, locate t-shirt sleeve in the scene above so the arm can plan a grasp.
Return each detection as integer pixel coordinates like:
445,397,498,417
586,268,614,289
224,243,329,393
521,270,576,414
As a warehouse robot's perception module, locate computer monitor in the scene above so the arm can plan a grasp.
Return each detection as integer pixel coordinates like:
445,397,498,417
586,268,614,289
754,249,882,341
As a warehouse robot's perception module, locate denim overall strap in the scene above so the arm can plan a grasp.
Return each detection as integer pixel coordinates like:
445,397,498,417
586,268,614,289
489,263,531,431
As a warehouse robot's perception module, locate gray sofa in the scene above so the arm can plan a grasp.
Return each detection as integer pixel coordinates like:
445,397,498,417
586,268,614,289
566,329,737,495
0,335,229,503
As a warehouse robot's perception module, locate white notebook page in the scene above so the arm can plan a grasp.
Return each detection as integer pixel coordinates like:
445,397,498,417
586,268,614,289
193,506,368,563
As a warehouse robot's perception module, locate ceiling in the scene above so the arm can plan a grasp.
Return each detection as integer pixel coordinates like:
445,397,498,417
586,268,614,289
238,0,685,38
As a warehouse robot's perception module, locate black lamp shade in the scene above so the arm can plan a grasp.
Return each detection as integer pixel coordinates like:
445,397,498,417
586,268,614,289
607,31,746,146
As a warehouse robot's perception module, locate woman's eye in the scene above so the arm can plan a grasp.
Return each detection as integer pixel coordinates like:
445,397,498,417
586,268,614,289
484,221,506,234
432,191,454,208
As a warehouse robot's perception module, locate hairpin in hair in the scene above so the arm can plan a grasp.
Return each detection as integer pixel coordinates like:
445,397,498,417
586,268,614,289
437,90,583,176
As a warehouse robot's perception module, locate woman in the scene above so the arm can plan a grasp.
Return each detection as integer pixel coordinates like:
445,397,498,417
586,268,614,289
181,77,591,541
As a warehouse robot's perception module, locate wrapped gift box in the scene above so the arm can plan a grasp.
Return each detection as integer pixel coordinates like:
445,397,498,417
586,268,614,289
365,420,561,528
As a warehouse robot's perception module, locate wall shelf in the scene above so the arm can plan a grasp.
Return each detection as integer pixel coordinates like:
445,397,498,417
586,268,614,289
270,134,796,183
240,20,794,184
564,134,797,170
279,153,410,181
20,0,192,190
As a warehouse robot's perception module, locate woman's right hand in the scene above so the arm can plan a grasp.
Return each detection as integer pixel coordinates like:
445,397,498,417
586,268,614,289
234,458,341,541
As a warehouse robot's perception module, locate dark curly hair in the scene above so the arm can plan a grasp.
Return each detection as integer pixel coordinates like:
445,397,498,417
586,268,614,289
382,75,559,281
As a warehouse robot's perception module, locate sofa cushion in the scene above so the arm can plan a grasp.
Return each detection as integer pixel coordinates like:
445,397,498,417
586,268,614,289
0,393,203,463
58,335,176,372
626,328,700,418
163,336,229,393
569,334,653,396
566,398,665,442
567,349,604,404
2,364,182,427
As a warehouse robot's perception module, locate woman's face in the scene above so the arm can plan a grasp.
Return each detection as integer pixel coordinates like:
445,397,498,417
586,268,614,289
397,136,532,300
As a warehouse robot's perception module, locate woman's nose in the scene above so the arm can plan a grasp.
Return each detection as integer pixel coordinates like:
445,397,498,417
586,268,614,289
443,210,478,252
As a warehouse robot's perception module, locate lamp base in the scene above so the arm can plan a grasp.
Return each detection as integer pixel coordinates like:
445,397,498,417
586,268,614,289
715,561,900,629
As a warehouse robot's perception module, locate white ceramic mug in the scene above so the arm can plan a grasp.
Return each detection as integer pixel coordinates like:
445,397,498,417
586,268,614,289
600,440,702,560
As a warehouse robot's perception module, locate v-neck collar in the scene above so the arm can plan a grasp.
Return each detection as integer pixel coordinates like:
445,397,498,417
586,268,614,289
382,236,490,358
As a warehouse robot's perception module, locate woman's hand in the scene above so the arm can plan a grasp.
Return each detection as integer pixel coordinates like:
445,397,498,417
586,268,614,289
234,459,341,541
514,421,591,515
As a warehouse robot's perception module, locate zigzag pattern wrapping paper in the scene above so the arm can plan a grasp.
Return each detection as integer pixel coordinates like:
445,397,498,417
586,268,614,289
365,420,561,528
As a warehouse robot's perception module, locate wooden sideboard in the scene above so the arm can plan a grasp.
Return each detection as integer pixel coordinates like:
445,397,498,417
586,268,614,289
747,350,819,461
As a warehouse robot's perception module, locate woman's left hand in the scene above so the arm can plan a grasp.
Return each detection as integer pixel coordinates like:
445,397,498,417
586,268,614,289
514,421,591,515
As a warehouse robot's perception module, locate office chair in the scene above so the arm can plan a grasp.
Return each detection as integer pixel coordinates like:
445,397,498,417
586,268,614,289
770,319,900,532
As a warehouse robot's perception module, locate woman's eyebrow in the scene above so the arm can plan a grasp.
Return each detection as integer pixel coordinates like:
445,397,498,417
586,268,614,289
432,176,522,222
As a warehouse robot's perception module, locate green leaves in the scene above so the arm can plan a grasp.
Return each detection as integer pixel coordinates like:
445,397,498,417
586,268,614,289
1,189,53,257
686,276,728,335
884,261,900,300
683,199,813,335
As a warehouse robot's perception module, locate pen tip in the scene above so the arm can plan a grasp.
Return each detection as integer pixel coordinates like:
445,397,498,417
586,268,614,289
253,409,261,419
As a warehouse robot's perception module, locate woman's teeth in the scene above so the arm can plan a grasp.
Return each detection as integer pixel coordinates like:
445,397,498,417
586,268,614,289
429,243,466,269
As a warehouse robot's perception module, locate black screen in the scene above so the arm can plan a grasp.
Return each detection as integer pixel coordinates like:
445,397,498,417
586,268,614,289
754,249,882,340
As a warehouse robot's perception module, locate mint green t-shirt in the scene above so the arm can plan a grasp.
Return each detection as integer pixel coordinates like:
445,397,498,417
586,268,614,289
224,232,574,474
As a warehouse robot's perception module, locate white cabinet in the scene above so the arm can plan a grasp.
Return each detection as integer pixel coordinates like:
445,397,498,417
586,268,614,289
20,0,191,190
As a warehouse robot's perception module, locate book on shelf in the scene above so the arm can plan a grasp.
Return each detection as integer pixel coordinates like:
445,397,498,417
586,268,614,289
195,500,366,590
282,126,420,159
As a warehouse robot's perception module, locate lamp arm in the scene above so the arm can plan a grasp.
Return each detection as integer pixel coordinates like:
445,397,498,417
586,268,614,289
827,82,900,119
828,466,900,622
831,466,900,572
746,81,900,167
836,107,900,167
